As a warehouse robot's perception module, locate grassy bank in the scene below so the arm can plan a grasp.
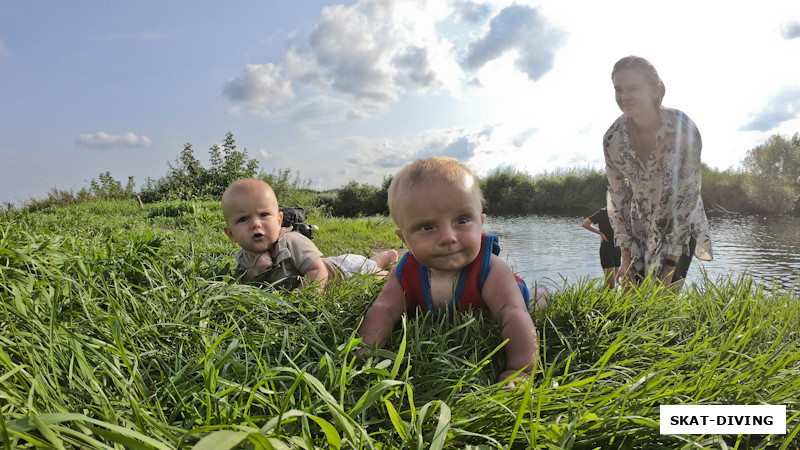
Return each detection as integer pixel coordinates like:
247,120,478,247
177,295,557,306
1,201,799,448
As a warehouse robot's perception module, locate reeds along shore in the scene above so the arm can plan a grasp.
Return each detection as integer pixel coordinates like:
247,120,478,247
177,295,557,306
1,200,799,448
9,131,800,218
13,164,792,218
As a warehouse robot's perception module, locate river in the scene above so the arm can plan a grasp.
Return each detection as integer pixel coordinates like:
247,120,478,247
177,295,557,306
483,214,800,292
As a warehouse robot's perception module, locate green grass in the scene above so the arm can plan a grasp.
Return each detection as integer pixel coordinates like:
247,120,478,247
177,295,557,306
1,200,799,449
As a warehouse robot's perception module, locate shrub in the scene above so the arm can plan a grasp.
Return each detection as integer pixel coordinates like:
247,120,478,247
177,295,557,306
330,181,387,217
482,167,607,215
741,133,800,216
139,132,258,202
701,164,755,214
482,168,536,215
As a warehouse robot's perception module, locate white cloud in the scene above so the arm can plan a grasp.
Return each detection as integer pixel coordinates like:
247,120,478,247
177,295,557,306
511,128,537,147
287,95,373,125
463,4,564,81
782,21,800,39
740,87,800,132
392,45,441,91
307,2,401,103
222,63,294,110
75,132,152,149
450,0,492,23
339,124,496,181
221,0,562,122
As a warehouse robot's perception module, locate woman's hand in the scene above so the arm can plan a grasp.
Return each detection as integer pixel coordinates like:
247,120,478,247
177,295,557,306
616,251,636,287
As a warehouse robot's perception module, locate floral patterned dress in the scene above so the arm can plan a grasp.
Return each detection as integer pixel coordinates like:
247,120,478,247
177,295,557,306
603,107,713,276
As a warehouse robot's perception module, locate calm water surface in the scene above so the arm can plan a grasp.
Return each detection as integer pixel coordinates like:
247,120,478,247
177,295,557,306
484,214,800,291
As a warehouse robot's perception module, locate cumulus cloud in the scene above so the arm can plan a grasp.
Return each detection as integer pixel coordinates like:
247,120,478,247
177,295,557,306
222,63,294,110
307,3,401,104
75,132,152,149
223,1,419,113
343,126,486,178
392,46,440,92
450,0,491,23
287,95,371,124
512,127,537,147
463,4,564,81
222,1,563,123
781,22,800,39
740,87,800,132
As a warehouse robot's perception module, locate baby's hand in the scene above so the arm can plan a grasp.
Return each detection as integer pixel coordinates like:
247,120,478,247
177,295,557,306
355,345,371,360
498,369,530,388
248,252,274,277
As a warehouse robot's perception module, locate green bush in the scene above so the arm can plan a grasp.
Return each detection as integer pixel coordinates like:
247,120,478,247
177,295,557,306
482,168,537,214
139,132,258,203
329,180,388,217
701,164,755,214
262,168,322,214
741,133,800,216
482,167,606,215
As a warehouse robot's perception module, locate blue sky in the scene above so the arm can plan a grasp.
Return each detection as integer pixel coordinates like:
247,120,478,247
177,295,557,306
2,0,799,206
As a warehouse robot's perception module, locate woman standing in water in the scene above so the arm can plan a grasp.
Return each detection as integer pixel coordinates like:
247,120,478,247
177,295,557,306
603,55,712,290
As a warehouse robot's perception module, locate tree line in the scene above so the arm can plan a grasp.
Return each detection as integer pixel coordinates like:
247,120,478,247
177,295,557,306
11,131,800,218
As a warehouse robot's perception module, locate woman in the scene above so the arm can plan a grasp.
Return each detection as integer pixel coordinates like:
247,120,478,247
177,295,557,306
603,55,712,289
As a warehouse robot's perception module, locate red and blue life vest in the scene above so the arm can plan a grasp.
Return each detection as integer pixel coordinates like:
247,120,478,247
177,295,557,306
396,233,530,313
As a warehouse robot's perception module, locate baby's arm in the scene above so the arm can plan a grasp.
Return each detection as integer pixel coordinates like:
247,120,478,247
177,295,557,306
482,255,539,385
357,265,406,352
300,258,330,293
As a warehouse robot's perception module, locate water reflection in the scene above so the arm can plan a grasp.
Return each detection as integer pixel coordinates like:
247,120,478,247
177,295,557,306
484,214,800,291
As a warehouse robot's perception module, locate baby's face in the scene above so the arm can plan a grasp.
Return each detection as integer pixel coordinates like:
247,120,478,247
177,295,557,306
393,177,485,273
224,186,283,254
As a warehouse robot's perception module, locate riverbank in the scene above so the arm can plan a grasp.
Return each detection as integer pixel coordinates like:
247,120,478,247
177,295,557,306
484,213,800,293
2,200,798,448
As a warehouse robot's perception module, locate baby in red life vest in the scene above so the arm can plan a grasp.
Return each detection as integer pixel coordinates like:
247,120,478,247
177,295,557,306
357,156,546,385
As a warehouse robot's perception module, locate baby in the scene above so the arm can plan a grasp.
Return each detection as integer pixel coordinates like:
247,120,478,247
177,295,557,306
222,178,397,291
358,157,543,385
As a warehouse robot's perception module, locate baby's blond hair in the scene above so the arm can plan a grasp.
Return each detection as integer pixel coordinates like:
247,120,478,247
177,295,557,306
388,156,484,221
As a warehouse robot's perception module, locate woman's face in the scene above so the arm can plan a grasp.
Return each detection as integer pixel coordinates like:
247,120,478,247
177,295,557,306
613,68,659,118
